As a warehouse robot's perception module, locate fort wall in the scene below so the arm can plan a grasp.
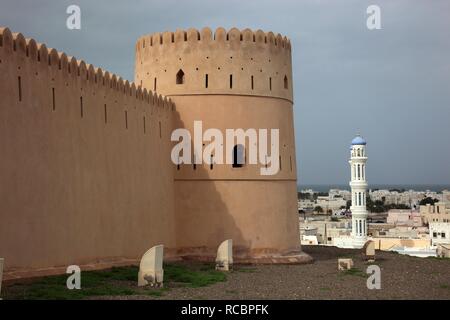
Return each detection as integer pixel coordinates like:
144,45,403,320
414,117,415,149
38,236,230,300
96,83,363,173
0,27,176,277
0,25,310,278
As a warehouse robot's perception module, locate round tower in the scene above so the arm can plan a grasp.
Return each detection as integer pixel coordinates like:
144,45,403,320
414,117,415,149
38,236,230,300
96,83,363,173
349,135,368,248
134,27,311,263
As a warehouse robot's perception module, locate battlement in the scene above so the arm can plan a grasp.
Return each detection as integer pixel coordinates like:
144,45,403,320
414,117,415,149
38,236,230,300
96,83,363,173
0,27,174,110
0,26,178,274
136,27,291,51
135,27,294,102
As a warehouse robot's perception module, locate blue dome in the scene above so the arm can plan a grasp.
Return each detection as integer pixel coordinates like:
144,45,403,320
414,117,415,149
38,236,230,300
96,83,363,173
351,136,366,145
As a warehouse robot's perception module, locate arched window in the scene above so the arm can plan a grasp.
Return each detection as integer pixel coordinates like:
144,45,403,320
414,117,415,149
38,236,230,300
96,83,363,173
176,69,185,84
232,144,245,168
284,75,288,89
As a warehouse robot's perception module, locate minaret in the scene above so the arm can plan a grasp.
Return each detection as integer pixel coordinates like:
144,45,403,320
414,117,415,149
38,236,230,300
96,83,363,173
349,135,368,247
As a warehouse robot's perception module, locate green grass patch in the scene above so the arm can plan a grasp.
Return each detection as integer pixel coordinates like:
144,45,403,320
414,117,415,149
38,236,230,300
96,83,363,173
439,284,450,290
164,263,226,288
339,268,367,278
2,263,226,300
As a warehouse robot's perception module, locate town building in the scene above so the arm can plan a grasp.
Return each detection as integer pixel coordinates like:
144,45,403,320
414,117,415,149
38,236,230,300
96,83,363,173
386,209,423,227
420,203,450,224
429,223,450,245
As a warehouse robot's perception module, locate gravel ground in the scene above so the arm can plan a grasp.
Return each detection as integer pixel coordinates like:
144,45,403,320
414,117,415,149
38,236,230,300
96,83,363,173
97,246,450,300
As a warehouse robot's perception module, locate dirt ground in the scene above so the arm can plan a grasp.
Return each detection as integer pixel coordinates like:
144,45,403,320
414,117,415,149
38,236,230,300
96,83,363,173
99,246,450,300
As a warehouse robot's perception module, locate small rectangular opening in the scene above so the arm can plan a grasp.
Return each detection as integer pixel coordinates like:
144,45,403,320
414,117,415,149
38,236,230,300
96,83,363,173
143,116,146,134
205,74,209,88
229,74,233,89
52,88,55,111
18,76,22,102
159,121,161,138
279,156,282,171
154,77,157,91
251,76,254,90
125,111,128,129
290,156,292,171
269,77,272,91
80,96,83,118
104,104,107,123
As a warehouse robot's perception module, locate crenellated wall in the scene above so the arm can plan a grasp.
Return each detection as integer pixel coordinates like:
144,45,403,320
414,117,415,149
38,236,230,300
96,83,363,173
135,27,293,102
0,25,311,278
0,27,177,277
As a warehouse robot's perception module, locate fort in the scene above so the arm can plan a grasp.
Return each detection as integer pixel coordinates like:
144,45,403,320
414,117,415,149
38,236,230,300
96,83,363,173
0,26,312,280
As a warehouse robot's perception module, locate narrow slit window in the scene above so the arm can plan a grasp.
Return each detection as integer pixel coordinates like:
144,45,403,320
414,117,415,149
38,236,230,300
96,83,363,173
290,156,292,171
279,156,282,171
154,77,157,91
52,88,56,111
80,96,83,118
251,75,254,90
176,69,185,84
205,74,209,88
269,77,272,91
284,75,288,89
125,110,128,129
159,121,161,138
143,116,146,134
18,76,22,102
104,104,107,123
210,155,214,170
229,74,233,89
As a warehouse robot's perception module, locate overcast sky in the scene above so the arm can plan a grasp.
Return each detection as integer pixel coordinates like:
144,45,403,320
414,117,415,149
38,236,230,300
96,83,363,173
1,0,449,186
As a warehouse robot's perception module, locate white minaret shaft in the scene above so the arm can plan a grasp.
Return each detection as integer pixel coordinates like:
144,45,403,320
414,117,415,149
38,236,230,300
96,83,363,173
349,135,368,247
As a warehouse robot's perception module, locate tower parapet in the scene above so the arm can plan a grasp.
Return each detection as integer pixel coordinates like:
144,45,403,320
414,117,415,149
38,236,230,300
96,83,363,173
135,27,293,102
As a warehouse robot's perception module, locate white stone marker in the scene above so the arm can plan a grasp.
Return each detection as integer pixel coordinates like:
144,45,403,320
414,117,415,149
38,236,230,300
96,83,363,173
0,258,4,299
362,240,376,262
338,258,354,271
216,239,233,271
138,245,164,287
